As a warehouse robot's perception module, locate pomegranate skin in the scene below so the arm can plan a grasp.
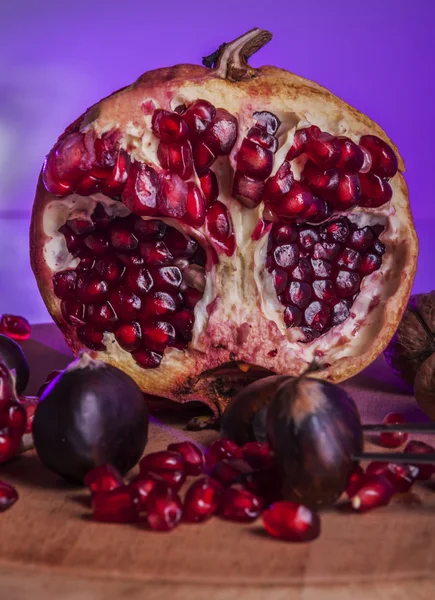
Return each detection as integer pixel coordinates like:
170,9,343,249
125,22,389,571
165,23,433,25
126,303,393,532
30,29,418,415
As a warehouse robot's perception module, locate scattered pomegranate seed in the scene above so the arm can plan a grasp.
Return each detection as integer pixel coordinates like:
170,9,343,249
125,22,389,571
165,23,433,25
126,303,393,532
183,477,224,523
140,450,184,474
379,412,408,448
351,475,394,512
146,484,183,531
92,486,140,522
404,440,435,480
210,459,252,488
167,441,204,475
0,315,31,341
263,501,321,542
346,463,365,498
220,487,263,522
127,472,166,511
365,461,418,493
241,442,274,470
84,464,124,494
204,438,242,471
0,480,19,512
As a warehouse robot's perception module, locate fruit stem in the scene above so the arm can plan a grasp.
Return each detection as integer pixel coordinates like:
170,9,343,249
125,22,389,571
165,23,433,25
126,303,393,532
202,28,272,82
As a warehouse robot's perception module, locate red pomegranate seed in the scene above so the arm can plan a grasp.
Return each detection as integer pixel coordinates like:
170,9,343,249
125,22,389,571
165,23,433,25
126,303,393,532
304,197,331,224
151,469,186,491
146,485,183,531
157,172,188,219
167,441,204,475
331,300,351,326
298,226,319,251
122,162,159,216
263,161,294,201
233,172,264,208
108,222,138,251
171,309,194,341
337,248,362,271
148,266,181,293
332,172,362,209
313,241,340,260
335,270,361,298
94,255,125,284
351,475,394,512
93,129,120,169
0,315,31,341
77,325,105,351
53,270,77,300
76,248,96,270
359,135,398,178
379,412,408,448
284,305,302,327
132,348,162,369
211,459,252,487
359,253,382,275
85,302,119,332
181,182,206,227
205,201,235,256
141,292,177,317
182,99,216,138
84,464,124,494
92,486,139,522
157,141,194,180
305,135,340,169
76,174,100,195
152,109,188,142
199,170,218,205
133,218,167,240
115,322,142,352
273,244,299,269
253,111,281,134
67,218,95,235
252,218,271,241
83,232,109,255
127,472,165,511
322,218,350,243
303,301,330,332
365,461,418,493
349,227,375,252
303,164,339,198
92,204,114,229
285,281,312,308
61,299,85,325
346,463,365,498
292,259,314,283
241,442,273,470
183,477,223,522
101,149,130,197
336,137,364,172
263,501,321,542
54,132,95,183
193,141,215,174
140,450,184,473
141,321,175,352
271,223,297,244
359,173,392,207
139,240,174,266
272,269,288,293
286,126,321,160
269,182,314,220
204,438,242,470
404,440,435,480
42,149,72,196
202,108,238,155
0,481,18,512
164,228,198,258
184,287,203,309
59,224,81,254
236,139,273,180
108,288,141,320
220,487,263,522
125,266,154,296
20,396,39,430
247,125,278,151
312,280,336,304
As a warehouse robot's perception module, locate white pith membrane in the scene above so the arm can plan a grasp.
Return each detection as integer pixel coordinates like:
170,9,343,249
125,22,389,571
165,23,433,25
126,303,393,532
39,77,412,398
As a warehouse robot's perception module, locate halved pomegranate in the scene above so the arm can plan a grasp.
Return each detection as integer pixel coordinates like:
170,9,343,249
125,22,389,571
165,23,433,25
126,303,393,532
30,29,417,418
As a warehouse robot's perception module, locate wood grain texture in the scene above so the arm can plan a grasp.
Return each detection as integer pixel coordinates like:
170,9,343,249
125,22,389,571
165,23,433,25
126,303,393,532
1,324,435,599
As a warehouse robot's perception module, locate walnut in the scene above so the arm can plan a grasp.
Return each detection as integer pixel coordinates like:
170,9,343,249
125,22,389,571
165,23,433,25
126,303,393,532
384,291,435,386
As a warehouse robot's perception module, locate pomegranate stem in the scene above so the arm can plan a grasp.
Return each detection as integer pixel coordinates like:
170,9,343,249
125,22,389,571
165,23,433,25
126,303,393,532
202,28,272,82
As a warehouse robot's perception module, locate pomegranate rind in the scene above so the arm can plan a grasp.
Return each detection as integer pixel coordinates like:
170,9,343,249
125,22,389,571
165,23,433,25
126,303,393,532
30,62,418,412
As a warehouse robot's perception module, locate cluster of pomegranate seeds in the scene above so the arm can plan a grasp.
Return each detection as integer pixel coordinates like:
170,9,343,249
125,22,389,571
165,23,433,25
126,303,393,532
0,480,18,512
266,217,385,338
0,315,31,341
379,412,409,448
0,363,27,463
53,205,206,366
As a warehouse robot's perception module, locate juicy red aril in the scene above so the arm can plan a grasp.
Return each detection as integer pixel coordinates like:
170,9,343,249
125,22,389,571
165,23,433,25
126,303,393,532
253,111,281,135
263,161,294,202
193,141,215,174
77,248,96,270
359,135,398,178
184,287,202,309
252,218,270,241
140,450,184,473
349,226,375,252
247,125,278,152
61,299,85,325
77,325,105,350
359,173,392,208
205,201,235,256
59,225,81,254
76,273,109,303
312,280,336,303
322,218,350,243
108,222,138,251
346,464,365,498
263,501,321,542
140,241,173,265
273,269,288,293
182,182,206,227
55,132,94,184
0,481,18,512
157,141,194,180
336,137,364,172
304,197,331,224
94,255,125,284
365,461,418,493
122,162,158,216
351,475,394,512
115,322,142,351
182,99,216,138
157,173,188,218
83,232,109,255
337,248,361,271
204,438,242,470
286,126,321,160
132,348,162,369
331,300,351,326
271,223,297,244
152,109,188,142
103,149,130,197
92,204,114,229
141,321,175,352
404,440,435,480
313,242,340,260
332,172,362,210
125,266,153,296
141,292,176,317
108,288,141,320
171,309,194,341
164,228,198,258
304,301,330,332
220,487,263,522
92,486,139,522
199,170,218,205
67,218,95,235
303,164,339,199
236,139,273,180
202,108,238,155
93,129,119,169
233,172,264,208
127,472,165,511
285,282,312,308
116,252,144,267
305,135,340,169
210,459,252,487
335,270,360,298
241,442,273,470
167,441,204,475
85,302,119,332
379,412,408,448
149,266,181,292
42,149,72,196
152,469,186,491
360,253,382,275
146,485,183,531
0,315,31,341
76,174,100,196
298,227,319,251
273,244,299,269
84,464,124,494
183,477,223,522
267,182,314,221
284,305,302,327
53,270,77,300
133,218,166,240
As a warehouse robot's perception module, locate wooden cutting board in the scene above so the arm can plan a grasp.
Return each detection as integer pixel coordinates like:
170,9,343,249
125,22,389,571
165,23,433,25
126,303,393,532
1,324,435,600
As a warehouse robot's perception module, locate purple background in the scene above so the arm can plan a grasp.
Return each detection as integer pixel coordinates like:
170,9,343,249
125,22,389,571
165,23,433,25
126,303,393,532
0,0,433,323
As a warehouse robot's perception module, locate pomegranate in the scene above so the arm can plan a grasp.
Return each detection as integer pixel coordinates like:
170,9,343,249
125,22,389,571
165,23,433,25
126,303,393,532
30,28,417,418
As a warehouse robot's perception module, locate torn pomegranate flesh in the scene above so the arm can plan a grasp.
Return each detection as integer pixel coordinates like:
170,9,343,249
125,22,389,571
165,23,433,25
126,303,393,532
379,412,408,448
43,100,397,369
263,501,321,542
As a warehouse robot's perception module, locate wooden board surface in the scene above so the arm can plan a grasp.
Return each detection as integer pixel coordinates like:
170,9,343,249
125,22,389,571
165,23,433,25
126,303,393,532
1,324,435,600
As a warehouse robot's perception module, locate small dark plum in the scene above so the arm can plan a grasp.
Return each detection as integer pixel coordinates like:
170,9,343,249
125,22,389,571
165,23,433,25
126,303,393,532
0,334,29,394
33,353,148,484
